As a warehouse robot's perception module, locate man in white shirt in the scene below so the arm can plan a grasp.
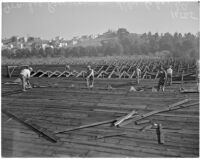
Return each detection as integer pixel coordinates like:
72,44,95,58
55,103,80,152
166,65,173,86
86,65,94,88
19,67,33,91
65,65,71,72
136,67,141,84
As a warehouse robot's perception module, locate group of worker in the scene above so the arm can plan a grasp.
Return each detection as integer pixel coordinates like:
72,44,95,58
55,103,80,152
19,65,94,91
19,61,199,92
157,65,173,92
134,65,172,92
65,64,94,88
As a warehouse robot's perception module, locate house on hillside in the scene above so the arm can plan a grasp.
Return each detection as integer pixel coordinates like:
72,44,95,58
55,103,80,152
72,40,77,45
9,44,13,49
90,34,98,39
20,43,24,49
58,42,68,48
24,37,28,43
42,44,49,50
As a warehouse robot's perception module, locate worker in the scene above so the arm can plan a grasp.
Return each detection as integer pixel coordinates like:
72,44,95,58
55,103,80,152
19,67,33,91
157,67,167,92
166,65,173,86
86,65,94,88
115,66,120,76
65,65,71,72
136,67,141,84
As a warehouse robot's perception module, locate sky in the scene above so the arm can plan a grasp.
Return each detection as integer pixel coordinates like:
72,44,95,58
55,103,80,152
1,1,199,40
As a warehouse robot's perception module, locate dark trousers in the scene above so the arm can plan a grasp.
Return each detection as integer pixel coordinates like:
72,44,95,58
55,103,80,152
19,74,26,90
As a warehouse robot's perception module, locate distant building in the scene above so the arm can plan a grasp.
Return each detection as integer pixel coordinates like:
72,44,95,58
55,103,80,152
91,34,98,39
72,40,77,45
59,43,63,47
24,37,28,43
10,44,13,49
42,44,48,50
20,43,24,49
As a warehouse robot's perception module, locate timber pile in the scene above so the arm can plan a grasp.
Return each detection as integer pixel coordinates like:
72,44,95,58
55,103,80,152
1,77,199,157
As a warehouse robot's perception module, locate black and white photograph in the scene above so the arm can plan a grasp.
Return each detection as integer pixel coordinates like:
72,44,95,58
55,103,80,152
1,1,199,157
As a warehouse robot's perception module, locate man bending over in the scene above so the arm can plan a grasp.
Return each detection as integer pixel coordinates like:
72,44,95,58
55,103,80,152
19,67,33,91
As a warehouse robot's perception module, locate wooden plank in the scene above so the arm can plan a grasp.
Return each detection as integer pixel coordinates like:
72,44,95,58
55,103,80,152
180,88,199,93
118,99,192,127
2,75,199,157
135,120,151,125
114,110,137,126
2,109,59,143
62,126,199,149
60,137,186,157
96,132,126,139
54,117,121,134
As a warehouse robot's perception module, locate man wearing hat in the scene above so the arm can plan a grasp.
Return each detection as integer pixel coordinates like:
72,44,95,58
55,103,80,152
157,67,167,92
19,66,33,91
86,65,94,88
166,65,173,86
136,67,141,84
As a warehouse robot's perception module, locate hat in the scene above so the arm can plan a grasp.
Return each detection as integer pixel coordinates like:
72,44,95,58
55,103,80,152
29,67,33,71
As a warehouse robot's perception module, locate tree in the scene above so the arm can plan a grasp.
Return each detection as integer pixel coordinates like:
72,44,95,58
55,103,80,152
11,36,17,43
45,47,54,57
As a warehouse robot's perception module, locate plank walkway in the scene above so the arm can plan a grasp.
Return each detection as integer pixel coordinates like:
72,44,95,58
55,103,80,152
1,77,199,157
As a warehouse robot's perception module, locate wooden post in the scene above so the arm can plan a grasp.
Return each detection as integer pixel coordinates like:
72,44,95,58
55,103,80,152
7,66,11,78
156,124,164,144
155,71,159,80
142,71,147,79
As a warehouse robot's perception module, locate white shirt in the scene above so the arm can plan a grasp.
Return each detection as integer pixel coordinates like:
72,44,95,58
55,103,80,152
136,68,141,76
89,69,94,77
167,68,173,74
20,69,31,78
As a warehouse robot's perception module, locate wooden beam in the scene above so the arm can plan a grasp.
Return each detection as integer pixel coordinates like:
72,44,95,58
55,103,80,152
135,120,151,125
54,115,138,134
180,88,199,93
96,132,126,139
140,124,153,132
118,99,191,127
156,124,164,144
114,110,137,127
55,118,119,134
155,71,159,80
2,109,59,143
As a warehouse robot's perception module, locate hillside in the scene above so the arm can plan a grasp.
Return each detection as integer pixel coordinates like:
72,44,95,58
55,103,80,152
2,29,199,58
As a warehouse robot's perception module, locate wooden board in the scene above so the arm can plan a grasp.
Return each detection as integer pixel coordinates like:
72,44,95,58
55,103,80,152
1,77,199,157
